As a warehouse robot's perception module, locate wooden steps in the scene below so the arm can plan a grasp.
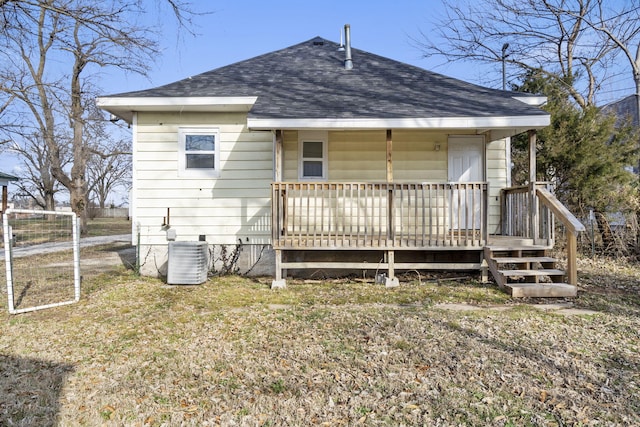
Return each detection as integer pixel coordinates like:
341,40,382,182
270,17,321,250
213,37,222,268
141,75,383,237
507,283,577,298
492,256,557,264
484,246,577,298
499,269,565,278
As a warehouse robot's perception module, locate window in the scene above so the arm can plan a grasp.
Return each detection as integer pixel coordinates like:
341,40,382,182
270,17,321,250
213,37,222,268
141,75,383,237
298,131,328,180
178,127,220,177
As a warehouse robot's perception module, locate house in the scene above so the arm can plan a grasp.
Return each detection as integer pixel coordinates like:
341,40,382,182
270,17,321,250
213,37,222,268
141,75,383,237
0,171,19,215
602,94,639,175
602,94,639,127
97,26,584,297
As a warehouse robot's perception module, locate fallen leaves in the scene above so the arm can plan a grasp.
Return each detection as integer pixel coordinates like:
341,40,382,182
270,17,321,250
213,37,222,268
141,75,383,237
0,258,639,426
99,404,115,420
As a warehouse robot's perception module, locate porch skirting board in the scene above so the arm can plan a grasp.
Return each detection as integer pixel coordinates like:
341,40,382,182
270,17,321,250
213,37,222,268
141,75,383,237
279,261,481,270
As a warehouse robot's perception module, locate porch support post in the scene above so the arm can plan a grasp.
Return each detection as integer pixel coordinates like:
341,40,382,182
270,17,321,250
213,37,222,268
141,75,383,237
385,129,399,287
528,130,540,243
386,129,393,182
385,250,399,287
566,233,578,286
2,185,7,214
272,249,286,289
386,129,394,245
274,129,283,182
271,130,287,289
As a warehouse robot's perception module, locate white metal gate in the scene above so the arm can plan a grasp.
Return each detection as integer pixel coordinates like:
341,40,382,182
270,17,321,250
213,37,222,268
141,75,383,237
2,209,80,314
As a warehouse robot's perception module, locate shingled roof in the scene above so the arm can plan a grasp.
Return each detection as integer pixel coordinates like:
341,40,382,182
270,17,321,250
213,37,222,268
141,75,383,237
99,37,548,128
601,94,639,127
0,171,19,182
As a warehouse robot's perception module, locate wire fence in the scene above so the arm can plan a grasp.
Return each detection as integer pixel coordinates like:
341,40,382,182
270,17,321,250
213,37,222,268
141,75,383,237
2,209,80,314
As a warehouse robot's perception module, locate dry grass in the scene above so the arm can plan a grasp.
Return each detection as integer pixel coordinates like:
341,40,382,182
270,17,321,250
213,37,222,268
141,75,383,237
1,216,130,245
0,246,639,426
0,216,131,311
83,217,131,238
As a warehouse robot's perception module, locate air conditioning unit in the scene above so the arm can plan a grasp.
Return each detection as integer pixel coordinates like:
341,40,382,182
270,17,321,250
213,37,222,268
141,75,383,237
167,241,209,285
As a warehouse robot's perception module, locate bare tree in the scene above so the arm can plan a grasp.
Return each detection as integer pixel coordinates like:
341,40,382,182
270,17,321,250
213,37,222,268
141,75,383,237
421,0,640,253
419,0,640,108
80,95,132,208
87,138,131,209
11,133,69,210
0,0,198,233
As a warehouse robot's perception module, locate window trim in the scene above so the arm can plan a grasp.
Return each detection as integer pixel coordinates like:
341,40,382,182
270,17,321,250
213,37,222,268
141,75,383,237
178,127,220,178
298,130,328,180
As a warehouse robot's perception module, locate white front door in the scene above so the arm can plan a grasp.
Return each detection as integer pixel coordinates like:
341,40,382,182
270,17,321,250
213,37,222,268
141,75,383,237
448,135,485,229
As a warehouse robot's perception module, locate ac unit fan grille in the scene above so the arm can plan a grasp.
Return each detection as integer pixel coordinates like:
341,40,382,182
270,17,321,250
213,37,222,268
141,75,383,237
167,241,209,285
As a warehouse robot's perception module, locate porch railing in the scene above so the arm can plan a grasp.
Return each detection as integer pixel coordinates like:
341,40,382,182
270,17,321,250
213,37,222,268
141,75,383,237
501,182,585,285
501,183,554,244
272,182,488,249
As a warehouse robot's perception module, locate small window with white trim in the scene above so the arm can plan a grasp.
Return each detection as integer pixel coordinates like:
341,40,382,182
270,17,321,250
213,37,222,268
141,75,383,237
298,131,328,180
178,127,220,177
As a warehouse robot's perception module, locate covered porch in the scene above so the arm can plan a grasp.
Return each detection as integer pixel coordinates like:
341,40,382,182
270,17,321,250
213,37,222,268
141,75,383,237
269,128,584,296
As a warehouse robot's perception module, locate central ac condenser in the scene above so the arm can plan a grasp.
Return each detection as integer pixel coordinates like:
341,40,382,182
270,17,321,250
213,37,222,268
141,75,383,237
167,241,209,285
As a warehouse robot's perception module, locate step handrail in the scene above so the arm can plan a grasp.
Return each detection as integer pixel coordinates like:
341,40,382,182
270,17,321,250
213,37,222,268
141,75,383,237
536,187,585,286
536,187,585,234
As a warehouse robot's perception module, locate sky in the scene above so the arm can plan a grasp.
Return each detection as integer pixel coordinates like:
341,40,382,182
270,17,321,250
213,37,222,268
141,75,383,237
108,0,501,96
4,0,469,197
6,0,488,203
1,0,637,204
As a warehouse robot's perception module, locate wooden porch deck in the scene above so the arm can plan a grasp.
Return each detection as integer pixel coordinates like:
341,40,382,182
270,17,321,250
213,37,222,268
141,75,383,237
273,233,486,250
271,181,584,297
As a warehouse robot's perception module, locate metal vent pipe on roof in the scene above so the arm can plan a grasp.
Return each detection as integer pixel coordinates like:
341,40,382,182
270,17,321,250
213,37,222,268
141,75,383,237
344,24,353,70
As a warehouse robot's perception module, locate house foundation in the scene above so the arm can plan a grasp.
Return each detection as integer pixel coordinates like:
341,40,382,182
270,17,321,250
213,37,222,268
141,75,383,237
137,243,276,279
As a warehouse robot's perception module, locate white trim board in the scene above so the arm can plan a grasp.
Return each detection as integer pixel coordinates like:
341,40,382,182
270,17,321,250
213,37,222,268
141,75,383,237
247,115,550,130
96,96,258,123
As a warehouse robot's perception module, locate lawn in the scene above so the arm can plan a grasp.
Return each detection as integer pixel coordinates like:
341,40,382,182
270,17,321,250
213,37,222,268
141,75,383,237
0,216,132,311
0,243,639,426
0,215,131,245
84,217,132,237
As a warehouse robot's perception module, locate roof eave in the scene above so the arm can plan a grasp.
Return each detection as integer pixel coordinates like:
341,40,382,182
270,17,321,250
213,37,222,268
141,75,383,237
95,96,258,124
0,172,19,187
246,115,551,131
512,96,548,107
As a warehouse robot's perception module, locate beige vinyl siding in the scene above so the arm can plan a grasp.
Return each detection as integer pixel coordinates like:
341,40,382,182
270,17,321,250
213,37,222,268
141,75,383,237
284,129,454,182
279,130,470,238
136,169,273,181
283,130,387,181
133,113,510,246
133,112,273,245
393,130,448,182
329,131,386,181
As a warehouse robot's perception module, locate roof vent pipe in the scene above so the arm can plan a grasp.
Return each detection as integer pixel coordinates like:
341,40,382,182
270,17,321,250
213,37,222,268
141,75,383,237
344,24,353,70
